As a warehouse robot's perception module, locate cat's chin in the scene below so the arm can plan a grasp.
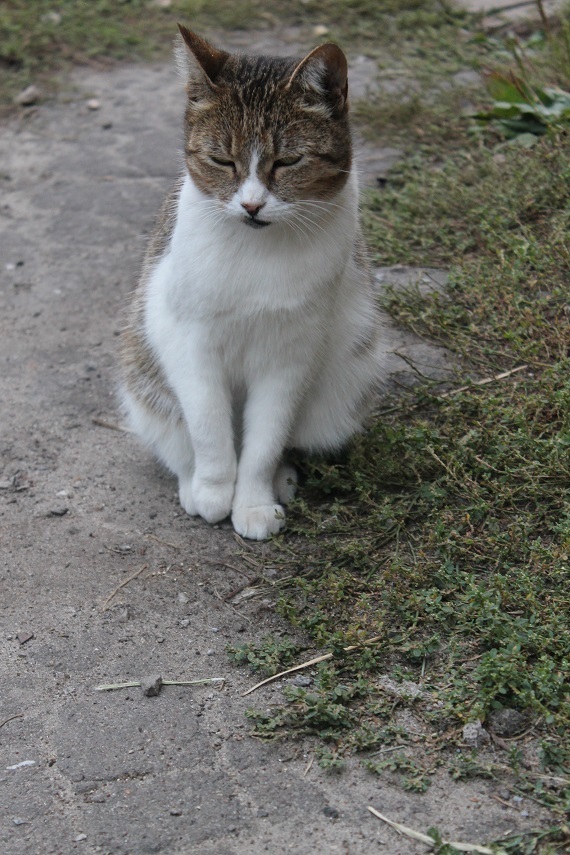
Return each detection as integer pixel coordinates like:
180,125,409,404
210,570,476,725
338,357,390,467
243,217,271,229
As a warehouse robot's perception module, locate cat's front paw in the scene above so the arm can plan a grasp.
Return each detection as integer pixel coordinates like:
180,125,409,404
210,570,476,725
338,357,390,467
190,478,234,524
232,504,286,541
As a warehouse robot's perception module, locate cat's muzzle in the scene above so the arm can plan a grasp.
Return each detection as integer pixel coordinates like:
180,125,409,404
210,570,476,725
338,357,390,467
243,215,271,229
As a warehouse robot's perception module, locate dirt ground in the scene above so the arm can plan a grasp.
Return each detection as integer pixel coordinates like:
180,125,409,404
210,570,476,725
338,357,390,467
0,19,555,855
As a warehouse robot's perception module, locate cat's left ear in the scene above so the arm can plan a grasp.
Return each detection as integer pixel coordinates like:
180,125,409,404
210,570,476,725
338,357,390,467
286,43,348,117
175,25,230,89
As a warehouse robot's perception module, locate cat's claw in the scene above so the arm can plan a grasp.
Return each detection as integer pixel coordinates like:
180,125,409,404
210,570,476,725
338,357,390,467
182,478,234,523
232,504,286,541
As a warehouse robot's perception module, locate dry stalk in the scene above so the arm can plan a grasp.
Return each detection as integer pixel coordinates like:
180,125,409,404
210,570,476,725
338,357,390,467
101,563,149,610
242,635,384,697
367,807,494,853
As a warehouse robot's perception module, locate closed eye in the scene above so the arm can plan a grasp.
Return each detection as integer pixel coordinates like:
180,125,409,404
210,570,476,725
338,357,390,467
210,156,236,170
273,155,304,170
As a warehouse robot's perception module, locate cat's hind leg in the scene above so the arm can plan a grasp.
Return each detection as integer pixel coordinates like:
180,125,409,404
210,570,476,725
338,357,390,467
122,391,196,515
273,463,298,505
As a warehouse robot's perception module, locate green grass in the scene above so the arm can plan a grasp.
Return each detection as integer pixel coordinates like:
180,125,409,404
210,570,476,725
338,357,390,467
230,7,570,851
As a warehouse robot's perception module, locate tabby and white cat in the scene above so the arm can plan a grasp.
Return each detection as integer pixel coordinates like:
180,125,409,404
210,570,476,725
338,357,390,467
120,25,386,540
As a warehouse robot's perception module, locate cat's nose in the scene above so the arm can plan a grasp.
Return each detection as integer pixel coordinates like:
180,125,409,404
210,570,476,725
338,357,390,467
241,201,265,217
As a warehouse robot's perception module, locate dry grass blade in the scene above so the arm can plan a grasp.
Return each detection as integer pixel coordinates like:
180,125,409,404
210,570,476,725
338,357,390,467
242,635,384,696
437,364,528,399
91,416,132,433
101,564,149,610
94,677,225,691
0,713,24,729
144,533,181,550
367,807,495,853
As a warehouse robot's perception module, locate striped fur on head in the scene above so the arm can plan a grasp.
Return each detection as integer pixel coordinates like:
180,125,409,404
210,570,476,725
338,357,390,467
176,25,352,204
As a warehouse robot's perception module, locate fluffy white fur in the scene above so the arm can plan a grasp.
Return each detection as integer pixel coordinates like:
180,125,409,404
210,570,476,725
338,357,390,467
123,165,384,540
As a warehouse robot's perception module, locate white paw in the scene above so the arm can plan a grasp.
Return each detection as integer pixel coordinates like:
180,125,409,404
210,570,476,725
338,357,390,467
231,504,286,541
273,464,298,505
191,478,234,524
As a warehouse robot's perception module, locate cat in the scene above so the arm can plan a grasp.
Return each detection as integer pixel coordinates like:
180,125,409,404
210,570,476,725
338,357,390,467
119,25,387,541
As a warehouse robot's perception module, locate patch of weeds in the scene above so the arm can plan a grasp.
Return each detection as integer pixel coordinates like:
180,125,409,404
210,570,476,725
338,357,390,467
364,753,431,792
493,826,570,854
227,636,303,676
475,70,570,142
234,10,570,826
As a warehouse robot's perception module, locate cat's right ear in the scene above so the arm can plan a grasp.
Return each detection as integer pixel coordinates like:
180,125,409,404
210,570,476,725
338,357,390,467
175,25,230,100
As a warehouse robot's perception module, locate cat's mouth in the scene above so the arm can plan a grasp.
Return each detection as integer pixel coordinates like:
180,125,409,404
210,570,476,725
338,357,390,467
243,216,271,229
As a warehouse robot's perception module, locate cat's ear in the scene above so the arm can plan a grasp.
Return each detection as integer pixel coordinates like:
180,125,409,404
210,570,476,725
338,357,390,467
286,43,348,117
175,25,230,95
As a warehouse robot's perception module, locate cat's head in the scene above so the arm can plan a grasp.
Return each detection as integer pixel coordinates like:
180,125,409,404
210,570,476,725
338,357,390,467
176,26,352,231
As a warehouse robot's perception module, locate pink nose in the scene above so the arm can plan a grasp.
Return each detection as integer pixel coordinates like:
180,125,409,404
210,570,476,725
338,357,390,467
241,202,264,217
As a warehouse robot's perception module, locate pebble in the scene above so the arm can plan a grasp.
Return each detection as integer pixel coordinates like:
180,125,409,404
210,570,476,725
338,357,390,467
13,818,29,826
462,721,490,748
86,99,101,111
74,834,87,842
291,675,312,687
313,25,329,37
48,506,68,517
323,806,339,819
177,592,189,604
179,619,190,628
206,649,215,656
14,85,40,106
487,707,527,737
140,675,163,697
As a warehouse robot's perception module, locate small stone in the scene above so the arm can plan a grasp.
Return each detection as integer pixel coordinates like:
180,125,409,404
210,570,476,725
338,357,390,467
140,675,163,697
17,632,34,645
48,506,68,516
169,808,181,816
179,619,190,628
313,25,330,37
463,721,490,748
323,806,339,819
487,708,528,738
177,592,189,604
13,818,29,826
15,85,40,106
206,649,215,656
86,99,101,111
291,675,312,687
74,834,87,842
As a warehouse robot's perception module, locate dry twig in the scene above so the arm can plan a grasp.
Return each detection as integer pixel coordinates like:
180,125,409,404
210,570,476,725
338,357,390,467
92,417,132,433
0,713,24,729
94,677,225,692
242,635,383,696
101,564,149,610
145,533,181,550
